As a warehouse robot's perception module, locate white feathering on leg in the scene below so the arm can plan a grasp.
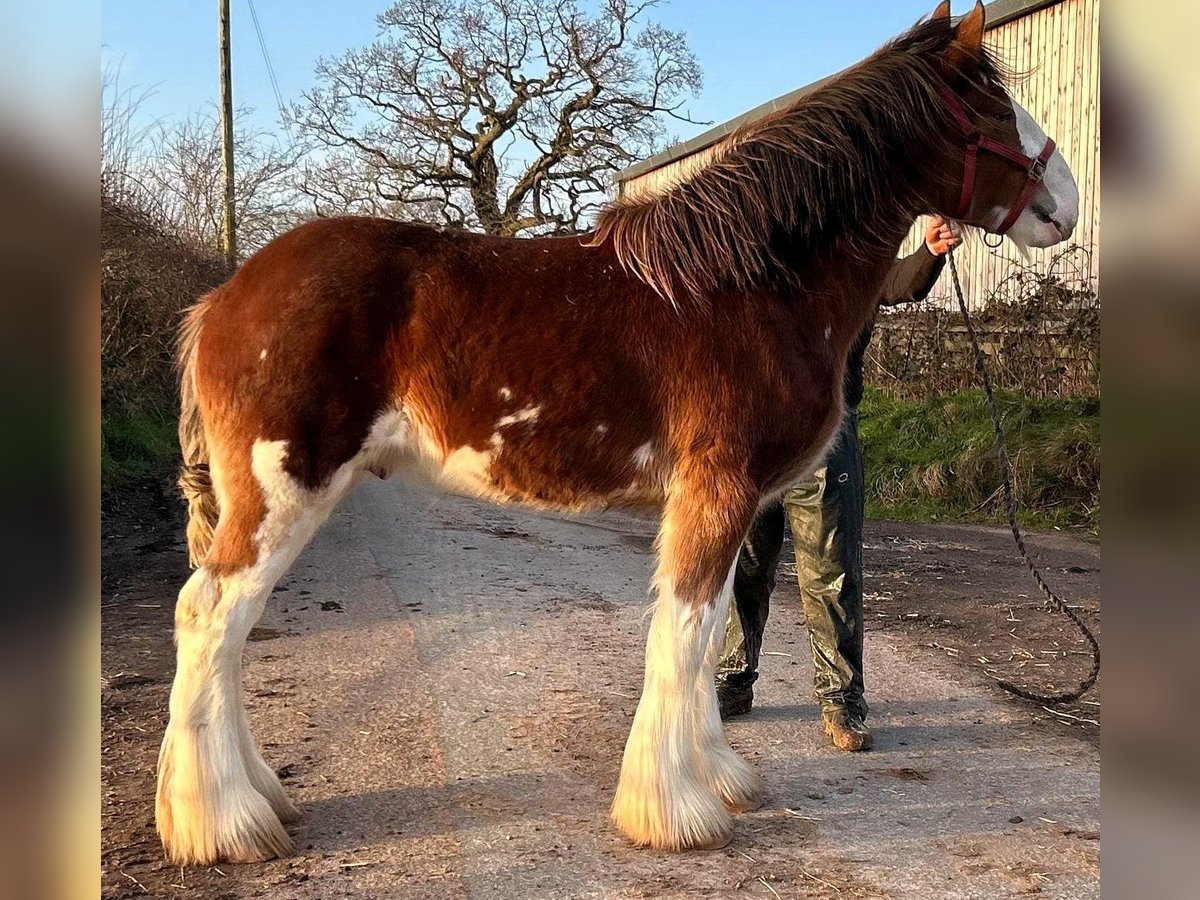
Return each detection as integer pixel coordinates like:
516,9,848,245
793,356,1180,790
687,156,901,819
694,562,765,812
611,574,734,851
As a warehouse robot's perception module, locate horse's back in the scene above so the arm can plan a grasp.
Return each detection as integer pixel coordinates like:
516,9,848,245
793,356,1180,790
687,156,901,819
189,215,839,505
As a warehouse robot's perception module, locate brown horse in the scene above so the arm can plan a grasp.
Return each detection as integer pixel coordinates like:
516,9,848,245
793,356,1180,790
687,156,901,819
157,1,1078,865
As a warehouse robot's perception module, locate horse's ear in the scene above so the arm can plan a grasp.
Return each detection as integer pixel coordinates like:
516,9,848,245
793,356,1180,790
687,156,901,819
946,0,986,72
931,1,951,22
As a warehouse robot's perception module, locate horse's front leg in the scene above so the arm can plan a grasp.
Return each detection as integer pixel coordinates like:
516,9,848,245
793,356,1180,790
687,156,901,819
611,469,765,851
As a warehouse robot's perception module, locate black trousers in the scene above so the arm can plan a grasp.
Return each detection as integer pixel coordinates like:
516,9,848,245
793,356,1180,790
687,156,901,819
716,411,867,717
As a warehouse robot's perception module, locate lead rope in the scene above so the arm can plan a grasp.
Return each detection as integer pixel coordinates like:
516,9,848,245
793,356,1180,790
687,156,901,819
946,250,1099,704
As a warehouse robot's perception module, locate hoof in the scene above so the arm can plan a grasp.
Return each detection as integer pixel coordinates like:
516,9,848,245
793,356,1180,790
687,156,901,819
611,781,734,852
274,796,302,825
613,814,734,853
247,762,301,824
723,780,766,814
157,738,294,865
692,826,734,851
704,751,766,814
158,795,294,866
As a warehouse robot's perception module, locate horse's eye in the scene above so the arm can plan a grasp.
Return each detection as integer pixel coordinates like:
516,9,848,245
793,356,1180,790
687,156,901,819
995,110,1016,123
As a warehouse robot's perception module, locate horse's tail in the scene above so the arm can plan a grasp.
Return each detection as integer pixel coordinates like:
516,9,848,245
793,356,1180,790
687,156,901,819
177,293,219,568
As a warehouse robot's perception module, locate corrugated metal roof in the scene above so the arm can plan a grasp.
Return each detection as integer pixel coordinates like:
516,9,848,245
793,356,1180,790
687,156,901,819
615,0,1064,184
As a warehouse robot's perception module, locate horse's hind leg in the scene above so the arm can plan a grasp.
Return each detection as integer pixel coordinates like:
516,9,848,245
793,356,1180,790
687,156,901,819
156,438,356,865
611,469,765,851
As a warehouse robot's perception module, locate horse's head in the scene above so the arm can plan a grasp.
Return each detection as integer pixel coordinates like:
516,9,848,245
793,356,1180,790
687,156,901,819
926,0,1079,249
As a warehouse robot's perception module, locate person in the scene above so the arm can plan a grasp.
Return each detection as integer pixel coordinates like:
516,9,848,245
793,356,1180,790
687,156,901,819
715,216,962,751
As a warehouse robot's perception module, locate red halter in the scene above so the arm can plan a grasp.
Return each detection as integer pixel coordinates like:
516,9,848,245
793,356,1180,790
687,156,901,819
934,81,1056,236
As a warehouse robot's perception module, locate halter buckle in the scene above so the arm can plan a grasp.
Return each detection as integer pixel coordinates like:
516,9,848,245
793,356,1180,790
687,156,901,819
1028,158,1047,183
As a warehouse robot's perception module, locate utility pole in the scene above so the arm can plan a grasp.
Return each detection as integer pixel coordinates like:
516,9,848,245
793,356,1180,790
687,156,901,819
218,0,237,268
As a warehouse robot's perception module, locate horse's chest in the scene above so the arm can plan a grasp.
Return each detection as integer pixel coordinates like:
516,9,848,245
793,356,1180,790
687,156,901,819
748,343,848,493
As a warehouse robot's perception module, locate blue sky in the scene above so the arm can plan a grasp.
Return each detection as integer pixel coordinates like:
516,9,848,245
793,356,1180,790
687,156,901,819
101,0,949,146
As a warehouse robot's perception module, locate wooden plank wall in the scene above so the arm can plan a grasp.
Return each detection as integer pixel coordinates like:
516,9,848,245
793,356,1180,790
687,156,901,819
620,0,1100,310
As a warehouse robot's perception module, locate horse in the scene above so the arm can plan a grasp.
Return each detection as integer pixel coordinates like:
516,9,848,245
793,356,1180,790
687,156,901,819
156,0,1079,865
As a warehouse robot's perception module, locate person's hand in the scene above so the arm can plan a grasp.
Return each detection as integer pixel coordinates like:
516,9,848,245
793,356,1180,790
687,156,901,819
925,216,962,256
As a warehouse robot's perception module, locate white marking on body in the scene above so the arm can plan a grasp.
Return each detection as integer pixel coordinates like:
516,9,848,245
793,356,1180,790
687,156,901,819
259,348,268,361
632,442,654,470
595,423,609,435
495,404,541,428
356,405,503,498
440,445,497,494
498,386,512,401
250,440,293,509
358,407,420,480
823,325,832,341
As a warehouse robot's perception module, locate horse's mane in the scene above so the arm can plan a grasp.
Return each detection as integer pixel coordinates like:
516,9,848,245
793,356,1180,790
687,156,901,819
593,18,1006,302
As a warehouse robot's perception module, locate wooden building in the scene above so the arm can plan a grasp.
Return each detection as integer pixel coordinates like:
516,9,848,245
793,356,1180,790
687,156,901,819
614,0,1100,309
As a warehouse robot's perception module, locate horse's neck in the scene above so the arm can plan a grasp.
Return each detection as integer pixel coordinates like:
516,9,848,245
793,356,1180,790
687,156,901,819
787,218,915,351
772,108,939,336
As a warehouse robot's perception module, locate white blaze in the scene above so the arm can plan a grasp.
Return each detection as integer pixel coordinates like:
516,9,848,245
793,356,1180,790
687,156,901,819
1001,98,1079,249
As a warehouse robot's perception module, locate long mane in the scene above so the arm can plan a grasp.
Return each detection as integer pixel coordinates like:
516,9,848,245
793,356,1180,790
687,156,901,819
593,18,1006,302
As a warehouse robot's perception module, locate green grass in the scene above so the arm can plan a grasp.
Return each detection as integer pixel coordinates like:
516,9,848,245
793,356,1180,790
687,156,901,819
860,388,1099,536
101,397,178,487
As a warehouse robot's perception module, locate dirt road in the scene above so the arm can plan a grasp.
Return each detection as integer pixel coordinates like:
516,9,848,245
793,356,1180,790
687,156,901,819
102,478,1100,898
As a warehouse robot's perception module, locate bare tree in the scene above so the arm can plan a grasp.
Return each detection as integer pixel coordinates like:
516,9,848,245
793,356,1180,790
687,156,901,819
291,0,702,235
145,108,302,255
293,148,451,225
102,63,158,213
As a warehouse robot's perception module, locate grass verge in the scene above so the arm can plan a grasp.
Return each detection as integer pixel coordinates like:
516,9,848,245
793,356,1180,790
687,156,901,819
101,398,178,488
860,388,1099,536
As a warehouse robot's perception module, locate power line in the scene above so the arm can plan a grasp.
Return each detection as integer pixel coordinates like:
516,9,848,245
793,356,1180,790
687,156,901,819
245,0,292,140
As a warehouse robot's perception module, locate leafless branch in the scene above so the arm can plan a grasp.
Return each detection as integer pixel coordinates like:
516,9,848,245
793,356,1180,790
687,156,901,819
291,0,703,235
134,107,303,255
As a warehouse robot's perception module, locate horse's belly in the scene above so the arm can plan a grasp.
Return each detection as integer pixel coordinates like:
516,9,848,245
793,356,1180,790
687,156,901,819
359,404,665,511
